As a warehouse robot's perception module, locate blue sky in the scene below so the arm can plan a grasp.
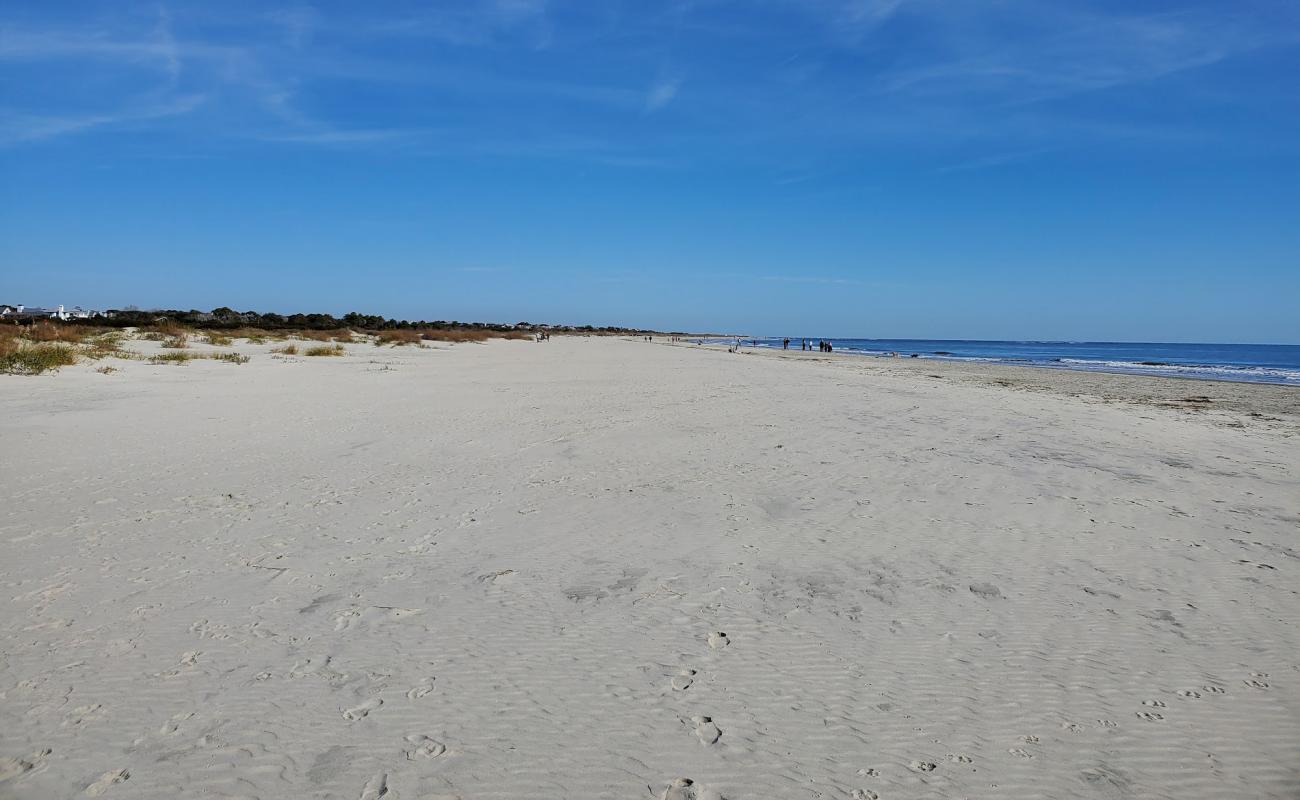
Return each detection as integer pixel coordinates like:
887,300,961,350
2,1,1298,341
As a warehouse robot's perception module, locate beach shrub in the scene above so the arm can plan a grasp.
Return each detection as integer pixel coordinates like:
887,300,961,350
149,351,195,364
1,343,79,375
305,344,346,357
376,330,422,346
25,322,93,343
212,352,251,364
271,344,299,355
204,331,233,346
83,331,129,360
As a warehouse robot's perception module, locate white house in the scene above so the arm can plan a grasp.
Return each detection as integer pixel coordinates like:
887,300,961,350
0,304,109,320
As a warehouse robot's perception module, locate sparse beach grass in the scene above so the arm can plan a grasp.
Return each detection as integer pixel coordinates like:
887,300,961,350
204,331,234,346
83,331,130,360
376,330,423,346
1,342,80,374
212,352,251,364
305,344,346,357
25,322,96,343
271,344,300,355
149,351,196,365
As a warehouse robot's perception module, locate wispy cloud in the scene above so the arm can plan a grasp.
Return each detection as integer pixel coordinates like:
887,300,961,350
0,95,204,145
644,77,681,112
935,147,1054,174
760,274,865,286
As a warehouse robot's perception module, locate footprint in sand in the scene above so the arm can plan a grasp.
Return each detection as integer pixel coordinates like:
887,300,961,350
1202,685,1226,694
406,678,436,700
342,697,383,721
671,669,697,691
158,712,194,735
851,790,879,800
1008,748,1034,759
707,632,730,649
359,773,392,800
659,777,725,800
1176,689,1202,699
1142,700,1167,708
1019,735,1040,744
1096,719,1119,728
1244,672,1270,689
1136,711,1164,722
856,768,880,778
910,760,938,772
692,716,722,745
404,734,446,760
0,748,51,781
84,768,130,796
947,753,973,763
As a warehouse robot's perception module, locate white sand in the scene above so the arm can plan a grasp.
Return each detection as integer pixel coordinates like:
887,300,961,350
2,336,1298,799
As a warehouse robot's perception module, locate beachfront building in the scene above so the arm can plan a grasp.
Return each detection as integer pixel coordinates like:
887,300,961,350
0,304,111,320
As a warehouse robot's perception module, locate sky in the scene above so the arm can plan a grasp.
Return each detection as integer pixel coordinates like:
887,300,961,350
1,1,1298,341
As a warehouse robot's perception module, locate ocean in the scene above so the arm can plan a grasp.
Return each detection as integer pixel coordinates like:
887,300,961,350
727,338,1300,385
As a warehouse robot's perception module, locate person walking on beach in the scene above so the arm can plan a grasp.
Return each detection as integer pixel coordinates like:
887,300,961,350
783,338,790,350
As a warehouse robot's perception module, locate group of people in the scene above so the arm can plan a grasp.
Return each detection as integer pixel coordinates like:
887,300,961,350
535,332,551,341
781,338,832,352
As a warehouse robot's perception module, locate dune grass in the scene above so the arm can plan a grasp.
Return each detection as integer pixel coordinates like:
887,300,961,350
204,331,234,346
1,342,80,374
375,330,423,346
305,344,346,357
149,351,196,365
24,322,97,343
83,331,130,360
212,352,251,364
271,343,300,355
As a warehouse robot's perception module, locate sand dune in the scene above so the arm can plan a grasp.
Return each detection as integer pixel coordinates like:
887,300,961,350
1,336,1297,799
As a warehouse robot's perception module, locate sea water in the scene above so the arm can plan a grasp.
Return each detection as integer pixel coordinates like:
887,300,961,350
735,339,1300,385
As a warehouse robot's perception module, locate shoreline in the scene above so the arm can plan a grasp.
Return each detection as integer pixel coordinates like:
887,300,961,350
686,341,1300,427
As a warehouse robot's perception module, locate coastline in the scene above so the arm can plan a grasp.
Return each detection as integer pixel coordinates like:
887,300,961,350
691,341,1300,428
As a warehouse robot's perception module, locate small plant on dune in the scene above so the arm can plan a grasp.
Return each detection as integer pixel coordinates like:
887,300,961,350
376,329,422,346
271,343,299,355
1,342,79,375
161,333,190,349
204,331,233,346
305,344,346,357
212,352,251,364
332,329,355,343
96,365,118,375
83,331,129,360
149,351,195,364
25,322,92,343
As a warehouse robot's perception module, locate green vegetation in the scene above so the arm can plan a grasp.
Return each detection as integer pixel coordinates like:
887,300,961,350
149,351,196,364
0,342,79,375
305,344,346,356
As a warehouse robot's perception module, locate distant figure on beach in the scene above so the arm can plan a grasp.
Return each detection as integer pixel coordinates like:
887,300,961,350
783,338,790,350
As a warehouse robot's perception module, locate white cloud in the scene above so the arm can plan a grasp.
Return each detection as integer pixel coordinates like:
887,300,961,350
644,78,680,112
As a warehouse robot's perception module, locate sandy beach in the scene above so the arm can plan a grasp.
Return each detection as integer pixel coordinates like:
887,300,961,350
2,335,1297,799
